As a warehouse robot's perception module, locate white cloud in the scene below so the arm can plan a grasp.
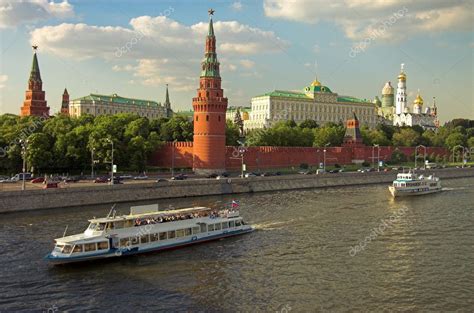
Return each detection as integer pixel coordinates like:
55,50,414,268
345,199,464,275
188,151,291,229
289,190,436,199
240,59,255,69
0,74,7,88
263,0,473,42
231,2,243,11
30,16,288,91
0,0,74,28
313,44,320,53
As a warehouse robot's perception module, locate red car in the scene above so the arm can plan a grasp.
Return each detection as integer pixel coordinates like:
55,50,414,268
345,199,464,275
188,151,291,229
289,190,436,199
43,182,58,189
31,177,45,183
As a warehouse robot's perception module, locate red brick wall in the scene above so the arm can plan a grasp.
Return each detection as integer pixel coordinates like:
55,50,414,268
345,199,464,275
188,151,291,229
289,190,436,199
150,143,450,170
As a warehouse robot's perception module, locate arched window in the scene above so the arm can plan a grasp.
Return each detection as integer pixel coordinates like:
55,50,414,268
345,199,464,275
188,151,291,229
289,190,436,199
206,115,209,122
218,115,221,122
196,116,199,122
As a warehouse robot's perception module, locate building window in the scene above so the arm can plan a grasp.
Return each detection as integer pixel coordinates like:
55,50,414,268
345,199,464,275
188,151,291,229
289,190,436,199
218,115,221,122
206,115,209,122
196,116,199,122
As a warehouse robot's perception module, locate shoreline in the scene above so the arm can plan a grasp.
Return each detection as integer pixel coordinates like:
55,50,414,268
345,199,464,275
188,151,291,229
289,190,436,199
1,168,473,214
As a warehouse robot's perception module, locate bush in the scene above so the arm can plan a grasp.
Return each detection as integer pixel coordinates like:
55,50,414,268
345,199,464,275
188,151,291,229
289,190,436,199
362,161,370,167
334,163,341,168
299,163,309,169
388,150,407,164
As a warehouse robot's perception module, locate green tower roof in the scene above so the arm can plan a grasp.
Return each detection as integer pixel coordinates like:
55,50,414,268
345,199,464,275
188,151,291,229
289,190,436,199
29,52,42,82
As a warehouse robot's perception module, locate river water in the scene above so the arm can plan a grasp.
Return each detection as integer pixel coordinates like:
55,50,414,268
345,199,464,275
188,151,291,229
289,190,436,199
0,178,473,312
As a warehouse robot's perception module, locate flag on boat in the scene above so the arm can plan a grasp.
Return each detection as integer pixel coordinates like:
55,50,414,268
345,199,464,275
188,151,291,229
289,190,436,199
231,200,240,208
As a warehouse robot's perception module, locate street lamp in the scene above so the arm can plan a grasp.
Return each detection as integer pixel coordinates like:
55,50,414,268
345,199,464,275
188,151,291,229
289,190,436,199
171,140,178,177
452,145,465,166
19,139,28,191
415,145,427,170
91,147,96,178
106,138,114,185
373,144,380,171
237,140,246,178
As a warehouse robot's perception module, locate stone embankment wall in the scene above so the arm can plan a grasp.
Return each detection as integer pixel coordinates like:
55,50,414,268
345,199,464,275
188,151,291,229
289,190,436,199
0,168,472,213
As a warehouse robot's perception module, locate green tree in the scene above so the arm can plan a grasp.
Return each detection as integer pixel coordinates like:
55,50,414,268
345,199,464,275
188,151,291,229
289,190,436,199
26,133,52,173
225,120,240,146
299,119,319,129
445,132,466,150
467,137,474,148
392,128,421,147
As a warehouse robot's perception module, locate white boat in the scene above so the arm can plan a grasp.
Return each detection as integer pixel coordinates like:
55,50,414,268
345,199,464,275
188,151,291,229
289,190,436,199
45,203,253,264
389,171,442,198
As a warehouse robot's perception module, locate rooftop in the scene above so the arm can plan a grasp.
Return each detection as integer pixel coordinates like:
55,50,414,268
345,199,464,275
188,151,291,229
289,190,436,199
72,93,162,107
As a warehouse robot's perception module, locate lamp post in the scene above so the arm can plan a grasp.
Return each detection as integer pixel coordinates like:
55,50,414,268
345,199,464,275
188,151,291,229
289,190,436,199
91,147,95,178
452,145,464,166
106,138,114,185
171,141,176,177
237,140,246,177
19,139,28,191
323,149,327,171
373,144,380,171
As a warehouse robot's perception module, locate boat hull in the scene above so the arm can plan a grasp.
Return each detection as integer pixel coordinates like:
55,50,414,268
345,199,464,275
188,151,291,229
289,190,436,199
389,186,442,198
46,227,254,265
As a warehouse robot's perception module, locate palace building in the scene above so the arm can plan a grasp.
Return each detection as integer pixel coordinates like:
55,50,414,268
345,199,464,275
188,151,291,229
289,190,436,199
20,47,50,117
68,85,173,119
244,78,378,130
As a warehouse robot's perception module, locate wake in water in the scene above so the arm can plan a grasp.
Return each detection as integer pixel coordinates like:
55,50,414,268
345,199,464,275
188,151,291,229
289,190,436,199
442,187,466,191
253,219,296,231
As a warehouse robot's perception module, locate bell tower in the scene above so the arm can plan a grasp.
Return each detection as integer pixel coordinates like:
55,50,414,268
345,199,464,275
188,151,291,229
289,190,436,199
20,46,50,117
192,9,228,175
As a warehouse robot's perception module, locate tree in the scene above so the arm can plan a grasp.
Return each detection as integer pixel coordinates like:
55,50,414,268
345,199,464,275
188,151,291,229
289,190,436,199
468,137,474,148
313,125,344,147
160,116,193,141
26,133,52,173
392,128,420,147
299,119,319,129
225,120,240,146
445,132,466,150
389,150,407,164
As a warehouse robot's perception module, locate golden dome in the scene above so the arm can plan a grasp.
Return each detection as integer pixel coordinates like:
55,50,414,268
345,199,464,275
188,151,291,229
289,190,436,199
414,94,423,106
398,72,406,81
311,79,321,87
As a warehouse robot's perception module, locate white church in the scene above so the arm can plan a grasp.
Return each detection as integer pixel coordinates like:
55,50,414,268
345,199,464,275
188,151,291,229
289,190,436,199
391,64,439,130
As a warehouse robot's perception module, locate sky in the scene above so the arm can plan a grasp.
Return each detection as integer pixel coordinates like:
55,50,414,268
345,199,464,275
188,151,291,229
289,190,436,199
0,0,473,122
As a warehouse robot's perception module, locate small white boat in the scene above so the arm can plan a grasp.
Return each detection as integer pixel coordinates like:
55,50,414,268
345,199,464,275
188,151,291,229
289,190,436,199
389,171,442,198
45,202,253,264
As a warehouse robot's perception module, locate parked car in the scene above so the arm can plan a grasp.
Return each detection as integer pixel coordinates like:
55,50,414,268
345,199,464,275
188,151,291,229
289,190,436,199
171,174,188,180
133,174,148,180
108,177,123,184
244,173,257,178
63,176,80,183
275,172,282,176
43,182,58,189
261,172,273,177
11,173,32,181
94,176,108,183
31,177,45,183
329,169,339,173
206,173,218,178
156,178,168,183
0,177,16,183
119,174,133,180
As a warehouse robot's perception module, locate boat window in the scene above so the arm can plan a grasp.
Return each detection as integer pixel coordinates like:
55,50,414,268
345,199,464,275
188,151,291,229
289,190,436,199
236,220,242,227
140,235,149,244
106,223,114,230
150,233,159,242
222,222,229,229
159,232,167,240
131,236,139,245
208,224,215,231
124,220,134,228
97,223,106,231
200,224,207,233
185,228,192,236
120,238,130,247
73,244,83,253
192,226,200,234
62,245,72,254
84,243,96,252
168,230,176,239
229,221,235,228
214,223,221,230
88,223,98,231
176,229,185,237
114,221,125,229
97,242,109,250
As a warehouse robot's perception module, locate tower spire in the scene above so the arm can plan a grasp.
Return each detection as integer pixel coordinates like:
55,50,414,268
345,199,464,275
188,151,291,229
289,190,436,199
21,46,49,117
164,84,171,112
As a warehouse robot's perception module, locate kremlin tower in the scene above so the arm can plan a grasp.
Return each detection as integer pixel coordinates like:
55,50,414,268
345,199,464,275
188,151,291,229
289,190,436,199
60,88,69,116
413,91,423,114
343,113,363,147
20,46,50,117
395,63,407,115
192,9,228,174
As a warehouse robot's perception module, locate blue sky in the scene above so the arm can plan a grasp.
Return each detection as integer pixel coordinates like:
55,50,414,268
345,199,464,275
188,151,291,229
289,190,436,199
0,0,473,122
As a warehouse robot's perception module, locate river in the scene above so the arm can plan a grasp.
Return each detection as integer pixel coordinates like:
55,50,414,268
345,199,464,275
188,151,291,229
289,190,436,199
0,178,473,312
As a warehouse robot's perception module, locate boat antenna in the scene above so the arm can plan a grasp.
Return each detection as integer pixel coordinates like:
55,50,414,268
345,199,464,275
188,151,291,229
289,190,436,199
107,204,116,218
63,225,68,237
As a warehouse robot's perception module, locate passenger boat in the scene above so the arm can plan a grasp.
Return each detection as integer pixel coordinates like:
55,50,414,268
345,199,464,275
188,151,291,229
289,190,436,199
45,203,253,264
389,171,442,198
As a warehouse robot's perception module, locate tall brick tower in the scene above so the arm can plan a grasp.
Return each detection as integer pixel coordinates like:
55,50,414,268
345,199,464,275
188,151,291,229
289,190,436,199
343,112,364,146
192,9,228,175
20,46,50,117
60,88,69,116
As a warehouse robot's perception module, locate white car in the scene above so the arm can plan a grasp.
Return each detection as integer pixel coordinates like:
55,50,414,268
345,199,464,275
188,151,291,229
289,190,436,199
133,175,149,180
244,173,257,178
